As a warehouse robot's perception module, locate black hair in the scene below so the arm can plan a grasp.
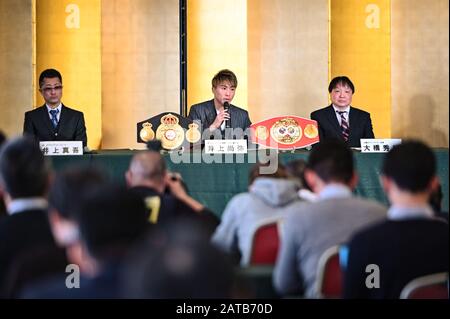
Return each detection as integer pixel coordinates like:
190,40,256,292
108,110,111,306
328,76,355,94
39,69,62,88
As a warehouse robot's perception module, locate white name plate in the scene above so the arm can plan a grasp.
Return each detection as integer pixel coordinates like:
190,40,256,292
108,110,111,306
204,139,248,154
360,139,401,153
39,141,83,156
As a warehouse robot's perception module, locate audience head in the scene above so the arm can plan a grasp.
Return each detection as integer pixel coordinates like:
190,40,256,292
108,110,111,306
76,184,149,262
285,159,311,190
381,140,437,198
305,139,356,192
0,136,50,200
47,166,108,246
122,218,234,298
0,130,5,147
248,162,288,186
126,151,166,189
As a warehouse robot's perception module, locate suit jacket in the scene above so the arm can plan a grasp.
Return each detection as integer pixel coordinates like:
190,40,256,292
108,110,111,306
23,104,87,147
0,208,57,297
188,99,252,139
310,105,374,147
344,218,449,299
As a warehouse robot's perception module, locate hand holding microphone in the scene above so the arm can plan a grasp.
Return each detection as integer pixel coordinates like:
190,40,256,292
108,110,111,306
209,102,231,130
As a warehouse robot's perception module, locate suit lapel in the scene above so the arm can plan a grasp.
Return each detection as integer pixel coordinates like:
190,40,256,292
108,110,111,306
325,105,342,136
40,105,56,135
348,107,358,141
58,105,70,132
206,100,217,127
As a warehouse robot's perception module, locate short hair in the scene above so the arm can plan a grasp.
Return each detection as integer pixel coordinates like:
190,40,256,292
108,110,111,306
39,69,62,88
0,130,6,146
129,151,166,181
285,159,310,190
382,140,436,193
0,137,49,198
48,167,108,220
328,76,355,94
307,139,354,183
76,184,148,260
248,162,287,185
212,69,238,88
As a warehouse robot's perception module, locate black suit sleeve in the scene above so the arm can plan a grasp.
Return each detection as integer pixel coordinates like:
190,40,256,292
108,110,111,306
188,106,200,122
23,112,35,137
74,113,88,147
363,113,375,139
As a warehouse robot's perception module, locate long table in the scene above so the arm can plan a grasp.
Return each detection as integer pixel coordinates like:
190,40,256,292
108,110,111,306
49,149,449,218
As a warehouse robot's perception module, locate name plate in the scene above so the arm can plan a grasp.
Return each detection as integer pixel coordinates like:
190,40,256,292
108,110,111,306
360,139,401,153
39,141,83,156
204,139,248,154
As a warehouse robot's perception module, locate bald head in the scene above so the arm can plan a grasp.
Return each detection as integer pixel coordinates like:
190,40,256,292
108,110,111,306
126,151,166,189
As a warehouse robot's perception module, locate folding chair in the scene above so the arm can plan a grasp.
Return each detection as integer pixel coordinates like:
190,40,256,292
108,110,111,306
400,272,449,299
315,245,343,298
248,219,282,266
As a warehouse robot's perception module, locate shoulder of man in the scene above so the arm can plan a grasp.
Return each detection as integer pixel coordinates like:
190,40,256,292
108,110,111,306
350,106,371,117
62,104,84,116
25,105,46,116
311,105,332,117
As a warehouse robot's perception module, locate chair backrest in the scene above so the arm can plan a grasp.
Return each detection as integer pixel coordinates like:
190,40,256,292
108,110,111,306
400,272,449,299
249,220,281,265
315,245,343,298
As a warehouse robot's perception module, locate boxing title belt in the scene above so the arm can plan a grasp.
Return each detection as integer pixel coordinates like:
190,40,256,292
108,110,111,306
251,116,319,150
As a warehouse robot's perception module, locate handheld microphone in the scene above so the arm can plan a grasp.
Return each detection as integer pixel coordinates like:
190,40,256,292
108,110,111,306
223,102,231,128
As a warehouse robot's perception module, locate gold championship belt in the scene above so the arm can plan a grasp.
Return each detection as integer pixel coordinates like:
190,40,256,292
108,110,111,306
139,122,155,142
185,123,201,143
156,113,185,150
270,117,302,145
250,116,320,150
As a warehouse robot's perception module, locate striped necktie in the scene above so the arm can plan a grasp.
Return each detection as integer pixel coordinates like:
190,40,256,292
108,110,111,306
50,109,59,128
337,111,349,141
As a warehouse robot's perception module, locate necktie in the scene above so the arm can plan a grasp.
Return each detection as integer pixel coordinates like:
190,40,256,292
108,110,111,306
50,109,59,128
337,111,349,141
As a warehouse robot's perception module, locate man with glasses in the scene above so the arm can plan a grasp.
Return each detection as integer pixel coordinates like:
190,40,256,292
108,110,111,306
23,68,87,147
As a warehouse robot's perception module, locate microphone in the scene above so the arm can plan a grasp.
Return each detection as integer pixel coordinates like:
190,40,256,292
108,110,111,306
223,102,231,128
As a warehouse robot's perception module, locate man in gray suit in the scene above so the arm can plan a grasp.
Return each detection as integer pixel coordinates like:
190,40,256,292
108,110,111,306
188,69,251,139
273,139,386,298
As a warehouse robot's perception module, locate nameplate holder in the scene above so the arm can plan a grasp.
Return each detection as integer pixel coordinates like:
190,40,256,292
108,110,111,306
360,139,402,153
204,139,248,154
39,141,83,156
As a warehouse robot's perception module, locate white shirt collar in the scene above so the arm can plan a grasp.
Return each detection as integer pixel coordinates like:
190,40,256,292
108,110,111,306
46,103,62,113
332,104,350,114
318,183,353,200
8,197,48,215
387,205,435,221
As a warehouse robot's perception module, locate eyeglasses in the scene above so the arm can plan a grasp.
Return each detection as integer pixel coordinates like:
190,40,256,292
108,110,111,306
41,85,63,93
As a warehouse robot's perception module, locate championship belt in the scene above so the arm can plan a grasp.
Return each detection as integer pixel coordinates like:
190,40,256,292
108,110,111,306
251,116,319,150
156,113,185,150
139,122,155,142
185,123,201,144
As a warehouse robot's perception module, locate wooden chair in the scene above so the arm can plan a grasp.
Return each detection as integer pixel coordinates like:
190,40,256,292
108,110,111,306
315,245,343,298
400,272,449,299
248,219,282,266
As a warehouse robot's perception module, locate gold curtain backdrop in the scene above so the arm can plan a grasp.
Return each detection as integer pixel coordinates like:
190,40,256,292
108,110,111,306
0,0,448,148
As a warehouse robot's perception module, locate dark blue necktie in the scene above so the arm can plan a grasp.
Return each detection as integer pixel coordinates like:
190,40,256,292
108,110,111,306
50,109,59,128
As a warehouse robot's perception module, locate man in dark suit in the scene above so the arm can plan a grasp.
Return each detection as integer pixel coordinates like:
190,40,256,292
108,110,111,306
343,141,448,299
23,69,87,147
311,76,374,147
188,69,251,139
0,137,57,297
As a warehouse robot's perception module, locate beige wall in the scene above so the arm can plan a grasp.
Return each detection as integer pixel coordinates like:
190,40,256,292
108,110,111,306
101,0,179,149
247,0,329,123
0,0,33,139
391,0,449,147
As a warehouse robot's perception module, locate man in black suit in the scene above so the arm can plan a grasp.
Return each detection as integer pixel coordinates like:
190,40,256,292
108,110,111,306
311,76,374,147
188,69,251,139
343,141,448,299
0,137,57,297
23,69,87,147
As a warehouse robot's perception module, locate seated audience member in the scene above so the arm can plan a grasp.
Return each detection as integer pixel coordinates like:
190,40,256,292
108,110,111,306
273,139,386,298
121,217,235,298
429,183,448,222
126,150,219,236
0,130,6,219
188,69,251,139
0,137,57,298
311,76,374,147
284,159,318,202
23,69,88,147
22,184,149,299
212,163,302,266
343,141,449,299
